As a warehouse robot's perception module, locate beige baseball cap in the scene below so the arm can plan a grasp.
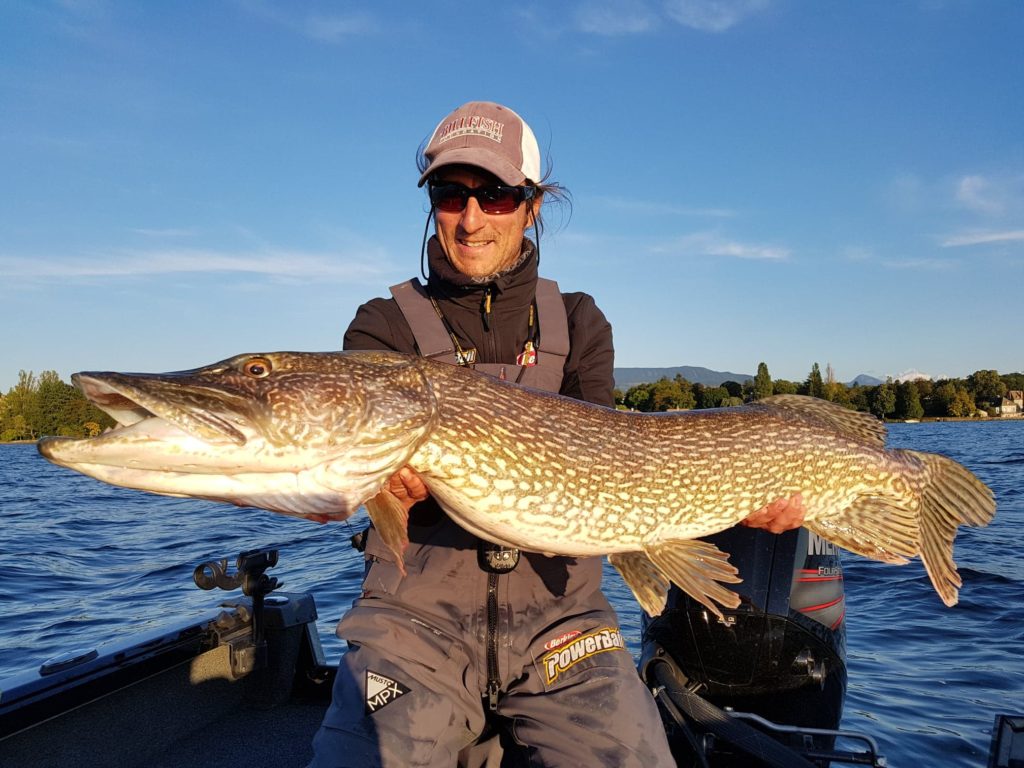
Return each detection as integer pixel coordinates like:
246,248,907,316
418,101,541,187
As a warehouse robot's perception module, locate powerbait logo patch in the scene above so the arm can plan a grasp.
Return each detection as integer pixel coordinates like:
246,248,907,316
364,669,411,714
542,627,625,686
436,116,505,144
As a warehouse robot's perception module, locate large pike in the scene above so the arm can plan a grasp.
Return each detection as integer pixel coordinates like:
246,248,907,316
38,351,995,617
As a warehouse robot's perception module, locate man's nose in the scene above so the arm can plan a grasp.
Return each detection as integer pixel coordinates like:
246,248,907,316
459,196,487,232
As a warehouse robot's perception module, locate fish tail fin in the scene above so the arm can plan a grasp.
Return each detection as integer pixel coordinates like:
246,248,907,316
621,540,741,620
365,489,410,577
907,449,996,606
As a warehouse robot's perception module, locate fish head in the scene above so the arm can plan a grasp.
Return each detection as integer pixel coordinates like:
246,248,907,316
38,350,438,519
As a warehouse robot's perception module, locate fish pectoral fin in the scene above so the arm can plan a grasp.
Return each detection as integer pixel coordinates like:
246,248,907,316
608,552,669,618
365,489,410,577
808,495,919,565
644,539,742,622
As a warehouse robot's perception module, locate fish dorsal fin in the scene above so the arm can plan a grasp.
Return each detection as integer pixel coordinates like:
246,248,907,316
757,394,887,447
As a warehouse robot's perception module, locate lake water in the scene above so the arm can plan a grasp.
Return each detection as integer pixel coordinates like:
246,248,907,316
1,421,1022,766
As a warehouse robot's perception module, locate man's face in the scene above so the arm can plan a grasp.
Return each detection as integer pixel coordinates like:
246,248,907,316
433,166,542,281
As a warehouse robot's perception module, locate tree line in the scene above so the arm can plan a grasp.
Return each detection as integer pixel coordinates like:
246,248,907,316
1,370,116,442
3,362,1022,442
615,362,1024,420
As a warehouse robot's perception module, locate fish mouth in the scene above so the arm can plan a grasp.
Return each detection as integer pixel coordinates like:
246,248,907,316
38,371,251,466
78,372,249,444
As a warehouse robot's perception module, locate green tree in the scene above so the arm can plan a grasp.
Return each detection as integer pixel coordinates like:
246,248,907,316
752,362,773,401
804,363,825,399
649,379,675,411
2,370,40,440
720,380,742,398
35,370,77,437
933,381,976,417
698,386,729,409
823,363,844,403
871,379,896,419
672,375,696,410
1001,372,1024,392
895,381,924,420
949,388,977,417
623,383,653,412
967,369,1006,408
772,379,798,395
847,385,871,413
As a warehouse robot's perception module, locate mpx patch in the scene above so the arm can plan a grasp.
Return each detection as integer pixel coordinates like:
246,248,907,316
364,669,411,714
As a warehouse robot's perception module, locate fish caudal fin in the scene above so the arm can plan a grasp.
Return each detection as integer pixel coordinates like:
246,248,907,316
611,540,741,619
807,449,996,607
365,489,410,577
911,450,996,606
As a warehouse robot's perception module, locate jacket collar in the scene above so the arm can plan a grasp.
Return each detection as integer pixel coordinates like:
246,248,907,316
425,235,538,311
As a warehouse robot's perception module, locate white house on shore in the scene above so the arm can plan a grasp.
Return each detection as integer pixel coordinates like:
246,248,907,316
997,390,1024,416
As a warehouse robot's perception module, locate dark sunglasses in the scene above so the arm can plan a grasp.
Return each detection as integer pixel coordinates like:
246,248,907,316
429,182,536,215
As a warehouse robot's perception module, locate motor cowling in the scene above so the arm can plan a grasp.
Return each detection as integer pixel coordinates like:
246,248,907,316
641,527,847,749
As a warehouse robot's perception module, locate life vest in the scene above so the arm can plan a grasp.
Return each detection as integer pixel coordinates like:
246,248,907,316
388,277,570,395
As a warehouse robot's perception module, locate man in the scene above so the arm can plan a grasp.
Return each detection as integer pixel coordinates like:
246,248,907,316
308,101,803,768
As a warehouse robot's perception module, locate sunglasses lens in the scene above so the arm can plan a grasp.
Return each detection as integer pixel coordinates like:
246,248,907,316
430,184,526,214
477,187,520,214
431,185,468,212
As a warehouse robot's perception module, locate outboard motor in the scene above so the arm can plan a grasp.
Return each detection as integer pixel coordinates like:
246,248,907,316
641,527,849,766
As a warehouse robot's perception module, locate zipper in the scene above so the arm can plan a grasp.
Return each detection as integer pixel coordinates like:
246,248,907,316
485,571,500,711
482,286,498,362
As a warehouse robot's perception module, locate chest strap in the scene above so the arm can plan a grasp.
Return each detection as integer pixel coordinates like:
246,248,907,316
388,277,570,394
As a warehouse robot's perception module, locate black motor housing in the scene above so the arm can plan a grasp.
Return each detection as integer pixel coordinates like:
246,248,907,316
641,527,847,760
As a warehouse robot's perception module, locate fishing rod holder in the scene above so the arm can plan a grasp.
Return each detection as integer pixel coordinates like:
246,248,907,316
193,548,283,671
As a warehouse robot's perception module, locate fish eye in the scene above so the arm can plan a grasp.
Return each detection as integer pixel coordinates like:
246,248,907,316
242,357,272,378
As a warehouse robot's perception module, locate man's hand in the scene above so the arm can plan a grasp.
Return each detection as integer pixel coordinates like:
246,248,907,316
739,492,805,534
386,466,430,513
309,466,429,524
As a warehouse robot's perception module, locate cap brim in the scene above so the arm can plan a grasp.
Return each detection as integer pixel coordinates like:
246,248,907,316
417,148,528,187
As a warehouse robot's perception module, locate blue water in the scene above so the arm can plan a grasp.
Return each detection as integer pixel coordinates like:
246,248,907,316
1,421,1022,766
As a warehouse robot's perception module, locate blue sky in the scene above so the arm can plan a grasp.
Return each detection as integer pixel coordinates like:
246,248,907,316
2,1,1022,392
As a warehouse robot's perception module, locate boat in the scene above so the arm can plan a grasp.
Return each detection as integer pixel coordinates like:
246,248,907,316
1,541,1020,768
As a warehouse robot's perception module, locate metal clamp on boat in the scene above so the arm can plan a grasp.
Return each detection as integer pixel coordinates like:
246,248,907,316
194,547,283,676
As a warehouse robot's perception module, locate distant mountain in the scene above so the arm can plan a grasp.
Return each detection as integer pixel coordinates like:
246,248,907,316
849,374,884,387
614,366,754,390
895,369,932,383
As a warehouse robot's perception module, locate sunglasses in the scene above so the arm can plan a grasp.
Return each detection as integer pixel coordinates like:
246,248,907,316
429,182,536,215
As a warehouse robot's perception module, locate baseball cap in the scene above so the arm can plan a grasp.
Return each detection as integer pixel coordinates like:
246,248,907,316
418,101,541,188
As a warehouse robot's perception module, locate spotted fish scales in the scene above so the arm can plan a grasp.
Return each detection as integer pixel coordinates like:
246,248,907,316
38,350,996,618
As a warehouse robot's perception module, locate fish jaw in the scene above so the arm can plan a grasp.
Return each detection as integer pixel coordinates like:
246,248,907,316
37,352,442,520
37,418,386,518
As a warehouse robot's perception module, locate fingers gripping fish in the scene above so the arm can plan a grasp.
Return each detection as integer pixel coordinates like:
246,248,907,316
38,350,996,618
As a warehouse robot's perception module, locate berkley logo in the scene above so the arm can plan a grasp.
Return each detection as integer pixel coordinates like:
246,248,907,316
436,115,504,144
364,670,410,714
542,627,625,685
543,630,582,651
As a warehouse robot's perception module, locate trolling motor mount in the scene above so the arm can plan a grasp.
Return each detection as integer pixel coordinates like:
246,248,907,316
193,548,283,674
